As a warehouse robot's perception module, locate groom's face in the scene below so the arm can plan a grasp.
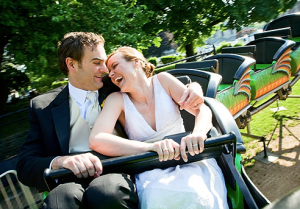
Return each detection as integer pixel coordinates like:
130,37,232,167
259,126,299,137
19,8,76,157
72,44,108,91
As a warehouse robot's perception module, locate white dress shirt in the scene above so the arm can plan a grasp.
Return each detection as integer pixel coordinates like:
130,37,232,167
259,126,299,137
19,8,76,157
68,82,99,120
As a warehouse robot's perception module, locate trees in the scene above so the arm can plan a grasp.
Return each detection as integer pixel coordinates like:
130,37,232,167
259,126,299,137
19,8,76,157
146,31,178,58
0,0,159,110
138,0,297,57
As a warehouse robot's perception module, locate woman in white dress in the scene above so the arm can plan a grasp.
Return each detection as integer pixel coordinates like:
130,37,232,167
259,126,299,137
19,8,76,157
89,47,228,209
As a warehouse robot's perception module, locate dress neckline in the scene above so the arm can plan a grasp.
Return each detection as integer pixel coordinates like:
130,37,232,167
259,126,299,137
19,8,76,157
126,76,157,132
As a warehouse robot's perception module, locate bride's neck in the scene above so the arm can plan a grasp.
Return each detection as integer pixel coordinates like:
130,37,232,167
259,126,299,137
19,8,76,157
128,77,154,105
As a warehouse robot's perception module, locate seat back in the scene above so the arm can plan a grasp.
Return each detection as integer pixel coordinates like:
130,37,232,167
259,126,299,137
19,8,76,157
203,54,255,85
264,13,300,38
246,37,294,65
0,170,42,209
222,45,256,59
168,69,222,131
168,68,222,98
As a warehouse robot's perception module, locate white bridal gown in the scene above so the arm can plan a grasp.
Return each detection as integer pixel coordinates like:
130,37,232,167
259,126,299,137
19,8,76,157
121,75,228,209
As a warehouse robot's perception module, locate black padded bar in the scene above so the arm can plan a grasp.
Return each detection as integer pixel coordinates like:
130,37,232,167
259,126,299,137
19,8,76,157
222,45,256,59
44,132,236,191
175,75,192,85
255,27,292,40
175,59,219,73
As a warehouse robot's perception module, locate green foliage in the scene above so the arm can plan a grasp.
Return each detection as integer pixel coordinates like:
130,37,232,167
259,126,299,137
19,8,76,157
31,75,59,94
154,64,176,74
0,65,30,92
146,31,175,58
0,0,159,85
216,42,232,54
51,80,68,89
160,55,178,64
138,0,297,56
148,57,158,66
233,41,244,47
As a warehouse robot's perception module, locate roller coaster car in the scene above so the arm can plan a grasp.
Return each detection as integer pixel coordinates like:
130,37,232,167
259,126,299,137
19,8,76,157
174,54,255,129
245,37,295,101
263,12,300,49
222,37,295,116
255,13,300,83
43,71,271,209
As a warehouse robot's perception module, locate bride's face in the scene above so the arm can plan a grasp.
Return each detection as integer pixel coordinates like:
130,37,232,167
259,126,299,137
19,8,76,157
107,52,136,92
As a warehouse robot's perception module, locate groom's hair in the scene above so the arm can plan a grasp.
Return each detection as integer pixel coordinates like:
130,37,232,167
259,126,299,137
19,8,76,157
57,32,105,75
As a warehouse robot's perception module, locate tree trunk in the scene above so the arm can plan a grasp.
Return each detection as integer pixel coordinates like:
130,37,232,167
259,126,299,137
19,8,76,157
185,43,196,62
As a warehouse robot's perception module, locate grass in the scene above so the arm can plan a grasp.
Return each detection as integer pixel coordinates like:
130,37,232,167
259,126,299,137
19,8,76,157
241,77,300,164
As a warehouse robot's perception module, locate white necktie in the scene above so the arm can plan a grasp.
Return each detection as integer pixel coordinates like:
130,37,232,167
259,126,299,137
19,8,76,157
86,92,100,124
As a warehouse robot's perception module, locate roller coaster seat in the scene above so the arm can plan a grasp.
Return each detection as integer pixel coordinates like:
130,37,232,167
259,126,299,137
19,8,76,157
168,68,222,98
263,13,300,39
203,54,256,87
246,37,295,67
259,14,300,75
168,70,221,132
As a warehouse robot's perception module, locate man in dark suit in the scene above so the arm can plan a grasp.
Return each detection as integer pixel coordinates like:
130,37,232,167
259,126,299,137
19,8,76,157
17,32,204,208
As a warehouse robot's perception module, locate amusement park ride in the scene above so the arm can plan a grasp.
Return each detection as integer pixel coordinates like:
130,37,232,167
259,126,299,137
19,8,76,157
2,13,300,209
41,13,300,209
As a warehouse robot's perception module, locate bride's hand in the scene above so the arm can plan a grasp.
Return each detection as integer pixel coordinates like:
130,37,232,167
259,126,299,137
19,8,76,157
149,139,180,162
180,132,207,162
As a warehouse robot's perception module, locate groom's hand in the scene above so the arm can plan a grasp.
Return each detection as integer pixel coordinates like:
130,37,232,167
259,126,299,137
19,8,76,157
178,82,204,110
52,153,103,178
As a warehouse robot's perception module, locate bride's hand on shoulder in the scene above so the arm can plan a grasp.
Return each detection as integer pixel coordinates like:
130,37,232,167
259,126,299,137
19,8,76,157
180,132,207,162
149,139,180,162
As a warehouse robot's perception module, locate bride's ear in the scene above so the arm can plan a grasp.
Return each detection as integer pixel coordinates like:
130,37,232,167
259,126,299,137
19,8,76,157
134,58,140,66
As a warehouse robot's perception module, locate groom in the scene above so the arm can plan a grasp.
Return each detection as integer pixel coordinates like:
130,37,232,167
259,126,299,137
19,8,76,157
17,32,204,208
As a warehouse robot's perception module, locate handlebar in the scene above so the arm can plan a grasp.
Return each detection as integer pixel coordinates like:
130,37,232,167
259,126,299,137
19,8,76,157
44,132,236,191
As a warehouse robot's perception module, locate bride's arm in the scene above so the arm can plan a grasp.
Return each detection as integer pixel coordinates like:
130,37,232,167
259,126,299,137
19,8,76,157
89,92,180,161
157,72,213,162
89,92,149,156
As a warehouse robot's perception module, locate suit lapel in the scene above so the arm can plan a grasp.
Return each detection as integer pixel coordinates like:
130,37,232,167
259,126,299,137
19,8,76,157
51,85,70,155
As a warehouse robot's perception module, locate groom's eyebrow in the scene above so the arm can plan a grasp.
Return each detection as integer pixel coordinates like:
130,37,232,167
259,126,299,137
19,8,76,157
90,57,105,62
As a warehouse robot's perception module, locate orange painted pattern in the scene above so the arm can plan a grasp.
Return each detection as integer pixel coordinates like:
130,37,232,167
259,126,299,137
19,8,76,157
229,99,249,116
255,76,289,99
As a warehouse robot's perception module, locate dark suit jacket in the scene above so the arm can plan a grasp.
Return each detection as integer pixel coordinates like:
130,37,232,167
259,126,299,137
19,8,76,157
17,76,122,191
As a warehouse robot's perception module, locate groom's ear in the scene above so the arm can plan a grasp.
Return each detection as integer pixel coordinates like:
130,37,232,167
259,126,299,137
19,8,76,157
66,57,76,72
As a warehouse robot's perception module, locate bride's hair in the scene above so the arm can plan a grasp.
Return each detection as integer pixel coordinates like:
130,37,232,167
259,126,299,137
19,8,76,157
106,46,155,78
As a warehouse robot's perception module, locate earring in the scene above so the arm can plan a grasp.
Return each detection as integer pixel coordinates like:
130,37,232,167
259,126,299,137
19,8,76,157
134,68,137,72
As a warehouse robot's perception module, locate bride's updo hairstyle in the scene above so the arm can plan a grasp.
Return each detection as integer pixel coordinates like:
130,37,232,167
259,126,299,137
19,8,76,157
106,46,155,78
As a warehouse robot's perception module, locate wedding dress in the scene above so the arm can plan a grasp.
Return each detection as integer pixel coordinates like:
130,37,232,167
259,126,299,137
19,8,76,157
121,75,228,209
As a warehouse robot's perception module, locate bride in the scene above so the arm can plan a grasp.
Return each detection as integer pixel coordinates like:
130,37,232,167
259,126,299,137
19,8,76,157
89,46,228,209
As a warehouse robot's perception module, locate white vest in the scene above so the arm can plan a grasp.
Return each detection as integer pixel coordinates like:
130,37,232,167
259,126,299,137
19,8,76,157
68,95,121,153
69,95,93,153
